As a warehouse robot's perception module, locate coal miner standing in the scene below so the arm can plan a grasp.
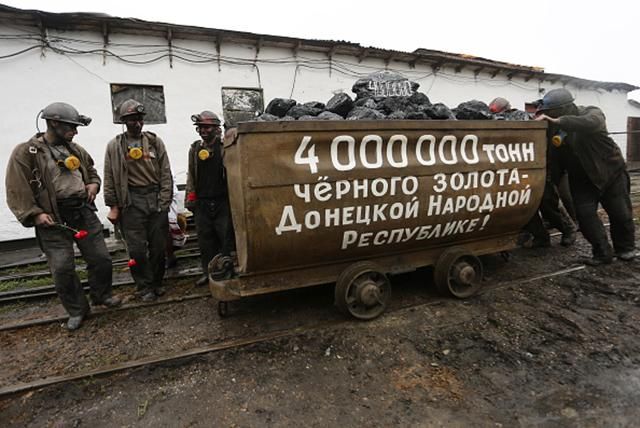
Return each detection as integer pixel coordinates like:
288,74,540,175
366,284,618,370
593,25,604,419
185,111,236,286
104,99,173,301
5,102,120,330
535,88,636,265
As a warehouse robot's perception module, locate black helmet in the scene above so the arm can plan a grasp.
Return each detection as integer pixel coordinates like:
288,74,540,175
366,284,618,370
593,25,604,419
191,110,221,126
118,99,146,121
41,102,92,126
537,88,574,112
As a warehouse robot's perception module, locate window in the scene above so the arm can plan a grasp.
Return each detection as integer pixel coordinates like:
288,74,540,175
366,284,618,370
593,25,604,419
110,83,166,124
221,87,264,127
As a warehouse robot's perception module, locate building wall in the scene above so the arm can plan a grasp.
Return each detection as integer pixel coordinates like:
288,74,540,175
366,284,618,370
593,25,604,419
1,22,638,238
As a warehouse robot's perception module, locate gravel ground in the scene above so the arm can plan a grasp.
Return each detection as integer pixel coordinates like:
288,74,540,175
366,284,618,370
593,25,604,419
1,219,639,426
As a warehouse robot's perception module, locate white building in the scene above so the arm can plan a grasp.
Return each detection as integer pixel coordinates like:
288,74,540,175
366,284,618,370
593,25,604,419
1,4,639,239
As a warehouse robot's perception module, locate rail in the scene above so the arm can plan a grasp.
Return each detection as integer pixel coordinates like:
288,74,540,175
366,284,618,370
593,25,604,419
0,263,589,398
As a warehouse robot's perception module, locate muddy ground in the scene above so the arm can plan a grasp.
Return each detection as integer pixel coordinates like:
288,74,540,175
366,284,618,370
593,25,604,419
0,214,639,427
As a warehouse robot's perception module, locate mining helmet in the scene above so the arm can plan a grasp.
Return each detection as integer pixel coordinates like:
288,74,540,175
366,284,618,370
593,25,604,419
488,97,511,114
537,88,575,112
41,102,92,126
191,110,221,126
118,99,146,121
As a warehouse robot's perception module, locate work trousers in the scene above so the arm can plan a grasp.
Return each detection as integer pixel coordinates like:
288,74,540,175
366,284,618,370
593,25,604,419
194,198,235,273
557,173,577,222
121,188,168,292
570,170,635,259
36,203,113,317
525,176,576,243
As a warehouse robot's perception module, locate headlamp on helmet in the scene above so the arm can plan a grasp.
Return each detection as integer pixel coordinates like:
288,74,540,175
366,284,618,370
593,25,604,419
118,99,146,122
77,115,92,126
191,110,221,127
40,102,92,128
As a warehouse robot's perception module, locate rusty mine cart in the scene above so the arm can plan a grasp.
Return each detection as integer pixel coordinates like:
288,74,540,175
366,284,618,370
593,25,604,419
209,120,547,319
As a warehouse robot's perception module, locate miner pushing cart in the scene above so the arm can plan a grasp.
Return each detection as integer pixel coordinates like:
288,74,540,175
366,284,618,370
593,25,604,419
209,120,547,319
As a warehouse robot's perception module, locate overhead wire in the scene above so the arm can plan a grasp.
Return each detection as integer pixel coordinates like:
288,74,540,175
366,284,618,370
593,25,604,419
0,44,41,59
0,31,541,91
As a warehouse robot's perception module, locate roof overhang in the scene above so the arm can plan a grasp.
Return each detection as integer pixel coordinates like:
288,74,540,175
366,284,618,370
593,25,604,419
0,4,637,93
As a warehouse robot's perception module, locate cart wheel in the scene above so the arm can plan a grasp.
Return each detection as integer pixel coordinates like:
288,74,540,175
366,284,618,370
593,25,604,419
335,262,391,320
217,301,229,318
434,247,483,298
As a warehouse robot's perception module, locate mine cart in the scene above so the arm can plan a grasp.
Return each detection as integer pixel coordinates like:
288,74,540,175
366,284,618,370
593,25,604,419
210,120,547,319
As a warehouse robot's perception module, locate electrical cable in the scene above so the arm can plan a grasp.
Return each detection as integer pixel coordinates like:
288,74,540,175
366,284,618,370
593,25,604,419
0,32,554,93
0,44,41,59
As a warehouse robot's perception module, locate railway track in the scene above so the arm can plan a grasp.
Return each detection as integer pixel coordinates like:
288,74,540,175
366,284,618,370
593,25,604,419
0,263,589,398
0,248,200,290
0,222,617,306
1,185,637,273
0,290,210,332
0,229,569,305
0,247,202,283
0,196,636,396
0,267,203,304
0,233,200,271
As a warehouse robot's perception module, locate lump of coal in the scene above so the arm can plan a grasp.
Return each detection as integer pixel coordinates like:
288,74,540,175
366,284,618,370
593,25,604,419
287,104,323,119
316,111,344,120
386,111,407,120
376,96,410,115
303,101,325,110
254,113,279,121
424,103,456,120
265,98,297,117
408,92,431,107
297,115,320,121
453,100,492,120
405,111,430,120
326,93,354,118
346,107,386,120
354,97,378,109
495,110,532,121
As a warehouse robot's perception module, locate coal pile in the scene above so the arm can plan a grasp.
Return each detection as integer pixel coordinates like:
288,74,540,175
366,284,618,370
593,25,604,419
253,71,530,122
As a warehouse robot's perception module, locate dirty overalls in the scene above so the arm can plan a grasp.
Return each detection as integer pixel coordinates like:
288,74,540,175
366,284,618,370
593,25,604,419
194,141,235,273
566,154,635,260
37,144,113,316
556,106,636,260
524,137,577,245
120,136,169,294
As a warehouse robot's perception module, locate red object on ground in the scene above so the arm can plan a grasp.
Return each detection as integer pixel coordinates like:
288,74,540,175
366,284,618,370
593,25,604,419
187,192,197,202
73,230,89,239
127,259,137,267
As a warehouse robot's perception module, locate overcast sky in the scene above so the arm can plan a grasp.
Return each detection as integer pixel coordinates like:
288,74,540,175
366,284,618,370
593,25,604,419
4,0,640,91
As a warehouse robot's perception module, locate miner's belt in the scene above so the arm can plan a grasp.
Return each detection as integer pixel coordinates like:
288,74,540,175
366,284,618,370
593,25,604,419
128,185,160,194
56,197,86,209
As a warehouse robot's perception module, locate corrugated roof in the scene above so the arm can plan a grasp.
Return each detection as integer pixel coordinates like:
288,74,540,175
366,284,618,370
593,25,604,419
0,4,637,92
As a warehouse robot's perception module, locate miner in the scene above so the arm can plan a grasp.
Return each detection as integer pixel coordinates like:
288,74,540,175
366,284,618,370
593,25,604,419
6,102,120,330
535,88,635,264
185,111,236,286
104,99,173,300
